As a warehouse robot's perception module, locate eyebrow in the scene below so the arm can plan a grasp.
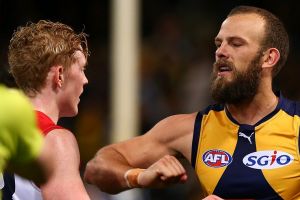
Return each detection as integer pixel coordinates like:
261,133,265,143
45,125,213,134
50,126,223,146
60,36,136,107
215,36,247,43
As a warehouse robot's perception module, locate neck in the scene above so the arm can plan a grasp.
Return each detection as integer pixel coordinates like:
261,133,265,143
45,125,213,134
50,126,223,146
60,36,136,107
29,90,59,124
226,90,278,125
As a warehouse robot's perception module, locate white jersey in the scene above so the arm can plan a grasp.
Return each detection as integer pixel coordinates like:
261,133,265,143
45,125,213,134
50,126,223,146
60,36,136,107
12,175,42,200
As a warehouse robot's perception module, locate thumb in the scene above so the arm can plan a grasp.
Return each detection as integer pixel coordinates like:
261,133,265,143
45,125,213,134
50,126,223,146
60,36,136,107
179,174,188,183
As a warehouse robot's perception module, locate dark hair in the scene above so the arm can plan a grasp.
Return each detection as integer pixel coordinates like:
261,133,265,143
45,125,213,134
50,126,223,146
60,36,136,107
228,6,289,77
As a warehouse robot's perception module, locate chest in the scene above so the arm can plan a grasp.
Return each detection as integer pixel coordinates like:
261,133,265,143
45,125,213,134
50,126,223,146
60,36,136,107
194,111,300,199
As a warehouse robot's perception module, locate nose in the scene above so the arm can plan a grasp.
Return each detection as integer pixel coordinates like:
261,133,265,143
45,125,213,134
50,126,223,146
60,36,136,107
83,73,88,85
215,43,229,59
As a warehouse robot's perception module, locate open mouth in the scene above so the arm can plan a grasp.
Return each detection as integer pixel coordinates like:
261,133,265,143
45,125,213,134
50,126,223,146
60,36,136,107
213,60,234,77
218,65,232,73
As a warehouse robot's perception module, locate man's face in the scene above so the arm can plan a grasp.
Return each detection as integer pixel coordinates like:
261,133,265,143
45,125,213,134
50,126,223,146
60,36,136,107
211,51,263,104
58,50,88,117
211,13,265,104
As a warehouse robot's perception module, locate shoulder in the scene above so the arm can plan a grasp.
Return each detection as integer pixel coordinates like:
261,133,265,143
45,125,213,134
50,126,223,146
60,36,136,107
201,104,224,115
152,113,198,133
145,113,198,151
279,96,300,117
45,129,78,149
44,129,80,165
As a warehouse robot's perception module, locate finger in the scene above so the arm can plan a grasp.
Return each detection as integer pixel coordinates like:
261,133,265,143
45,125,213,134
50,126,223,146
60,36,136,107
160,156,179,175
170,156,186,174
154,155,186,182
179,173,188,182
163,156,186,177
158,165,187,183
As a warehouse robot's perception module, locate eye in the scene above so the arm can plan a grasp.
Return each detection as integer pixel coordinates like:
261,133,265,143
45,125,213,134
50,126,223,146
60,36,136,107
215,41,221,48
229,39,245,47
232,42,242,47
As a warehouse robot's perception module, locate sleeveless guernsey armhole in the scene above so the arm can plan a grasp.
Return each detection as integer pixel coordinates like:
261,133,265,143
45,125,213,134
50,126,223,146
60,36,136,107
191,111,203,168
292,102,300,155
298,127,300,155
279,99,300,155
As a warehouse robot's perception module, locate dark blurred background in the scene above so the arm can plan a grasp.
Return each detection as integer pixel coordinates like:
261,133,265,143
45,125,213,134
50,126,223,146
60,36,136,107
1,1,299,199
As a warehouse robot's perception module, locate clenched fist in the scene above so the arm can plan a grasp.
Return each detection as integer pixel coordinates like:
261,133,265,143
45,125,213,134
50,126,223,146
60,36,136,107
137,155,187,188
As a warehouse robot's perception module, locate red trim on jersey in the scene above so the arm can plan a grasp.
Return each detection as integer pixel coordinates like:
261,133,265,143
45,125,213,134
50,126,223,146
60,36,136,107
35,111,82,171
35,111,64,135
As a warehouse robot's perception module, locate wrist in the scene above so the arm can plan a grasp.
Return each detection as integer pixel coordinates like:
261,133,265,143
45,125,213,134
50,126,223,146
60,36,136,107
124,168,145,188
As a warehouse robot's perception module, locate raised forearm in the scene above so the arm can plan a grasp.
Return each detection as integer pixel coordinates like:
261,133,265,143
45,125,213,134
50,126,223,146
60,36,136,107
84,147,188,194
84,146,133,194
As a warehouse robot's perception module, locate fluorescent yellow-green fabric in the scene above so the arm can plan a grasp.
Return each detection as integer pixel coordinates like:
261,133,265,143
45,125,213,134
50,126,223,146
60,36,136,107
0,85,43,173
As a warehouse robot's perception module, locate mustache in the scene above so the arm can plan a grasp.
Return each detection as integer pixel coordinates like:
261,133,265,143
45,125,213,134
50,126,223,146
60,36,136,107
213,59,235,71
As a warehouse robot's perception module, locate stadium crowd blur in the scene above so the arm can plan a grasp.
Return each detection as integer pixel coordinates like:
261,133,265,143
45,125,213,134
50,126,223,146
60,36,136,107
1,1,300,199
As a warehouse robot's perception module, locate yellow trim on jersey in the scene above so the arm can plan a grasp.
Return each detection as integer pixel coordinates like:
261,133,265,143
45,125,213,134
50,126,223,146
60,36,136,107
193,101,300,199
195,109,239,194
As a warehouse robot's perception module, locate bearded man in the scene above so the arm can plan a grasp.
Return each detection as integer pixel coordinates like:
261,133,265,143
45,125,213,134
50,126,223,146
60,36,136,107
84,6,297,200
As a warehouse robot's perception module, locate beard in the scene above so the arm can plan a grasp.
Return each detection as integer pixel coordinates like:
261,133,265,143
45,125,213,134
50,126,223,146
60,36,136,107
211,52,263,104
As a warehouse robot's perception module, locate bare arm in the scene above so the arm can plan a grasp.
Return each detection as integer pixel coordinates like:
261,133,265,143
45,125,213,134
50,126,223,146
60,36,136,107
41,129,90,200
202,195,224,200
84,113,196,194
8,138,55,186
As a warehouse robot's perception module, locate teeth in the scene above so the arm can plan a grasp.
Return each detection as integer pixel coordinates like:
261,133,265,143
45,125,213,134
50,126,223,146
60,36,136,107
219,66,230,72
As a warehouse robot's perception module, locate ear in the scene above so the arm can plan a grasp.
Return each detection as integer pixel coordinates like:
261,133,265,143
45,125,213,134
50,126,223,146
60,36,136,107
262,48,280,69
52,65,64,88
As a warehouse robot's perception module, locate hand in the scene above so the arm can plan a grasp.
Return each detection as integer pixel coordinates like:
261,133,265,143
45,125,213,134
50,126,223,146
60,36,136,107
137,155,187,188
202,195,224,200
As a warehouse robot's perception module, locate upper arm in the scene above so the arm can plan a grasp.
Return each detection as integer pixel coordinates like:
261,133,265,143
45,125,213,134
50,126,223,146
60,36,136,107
110,113,197,168
44,129,80,172
41,129,89,199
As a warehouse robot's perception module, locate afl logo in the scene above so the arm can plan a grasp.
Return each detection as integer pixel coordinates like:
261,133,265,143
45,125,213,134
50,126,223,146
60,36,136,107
243,150,294,169
202,149,233,168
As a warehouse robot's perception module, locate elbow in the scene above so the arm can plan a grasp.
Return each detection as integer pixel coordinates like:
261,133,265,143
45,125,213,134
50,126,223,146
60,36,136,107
84,158,122,194
84,159,100,185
